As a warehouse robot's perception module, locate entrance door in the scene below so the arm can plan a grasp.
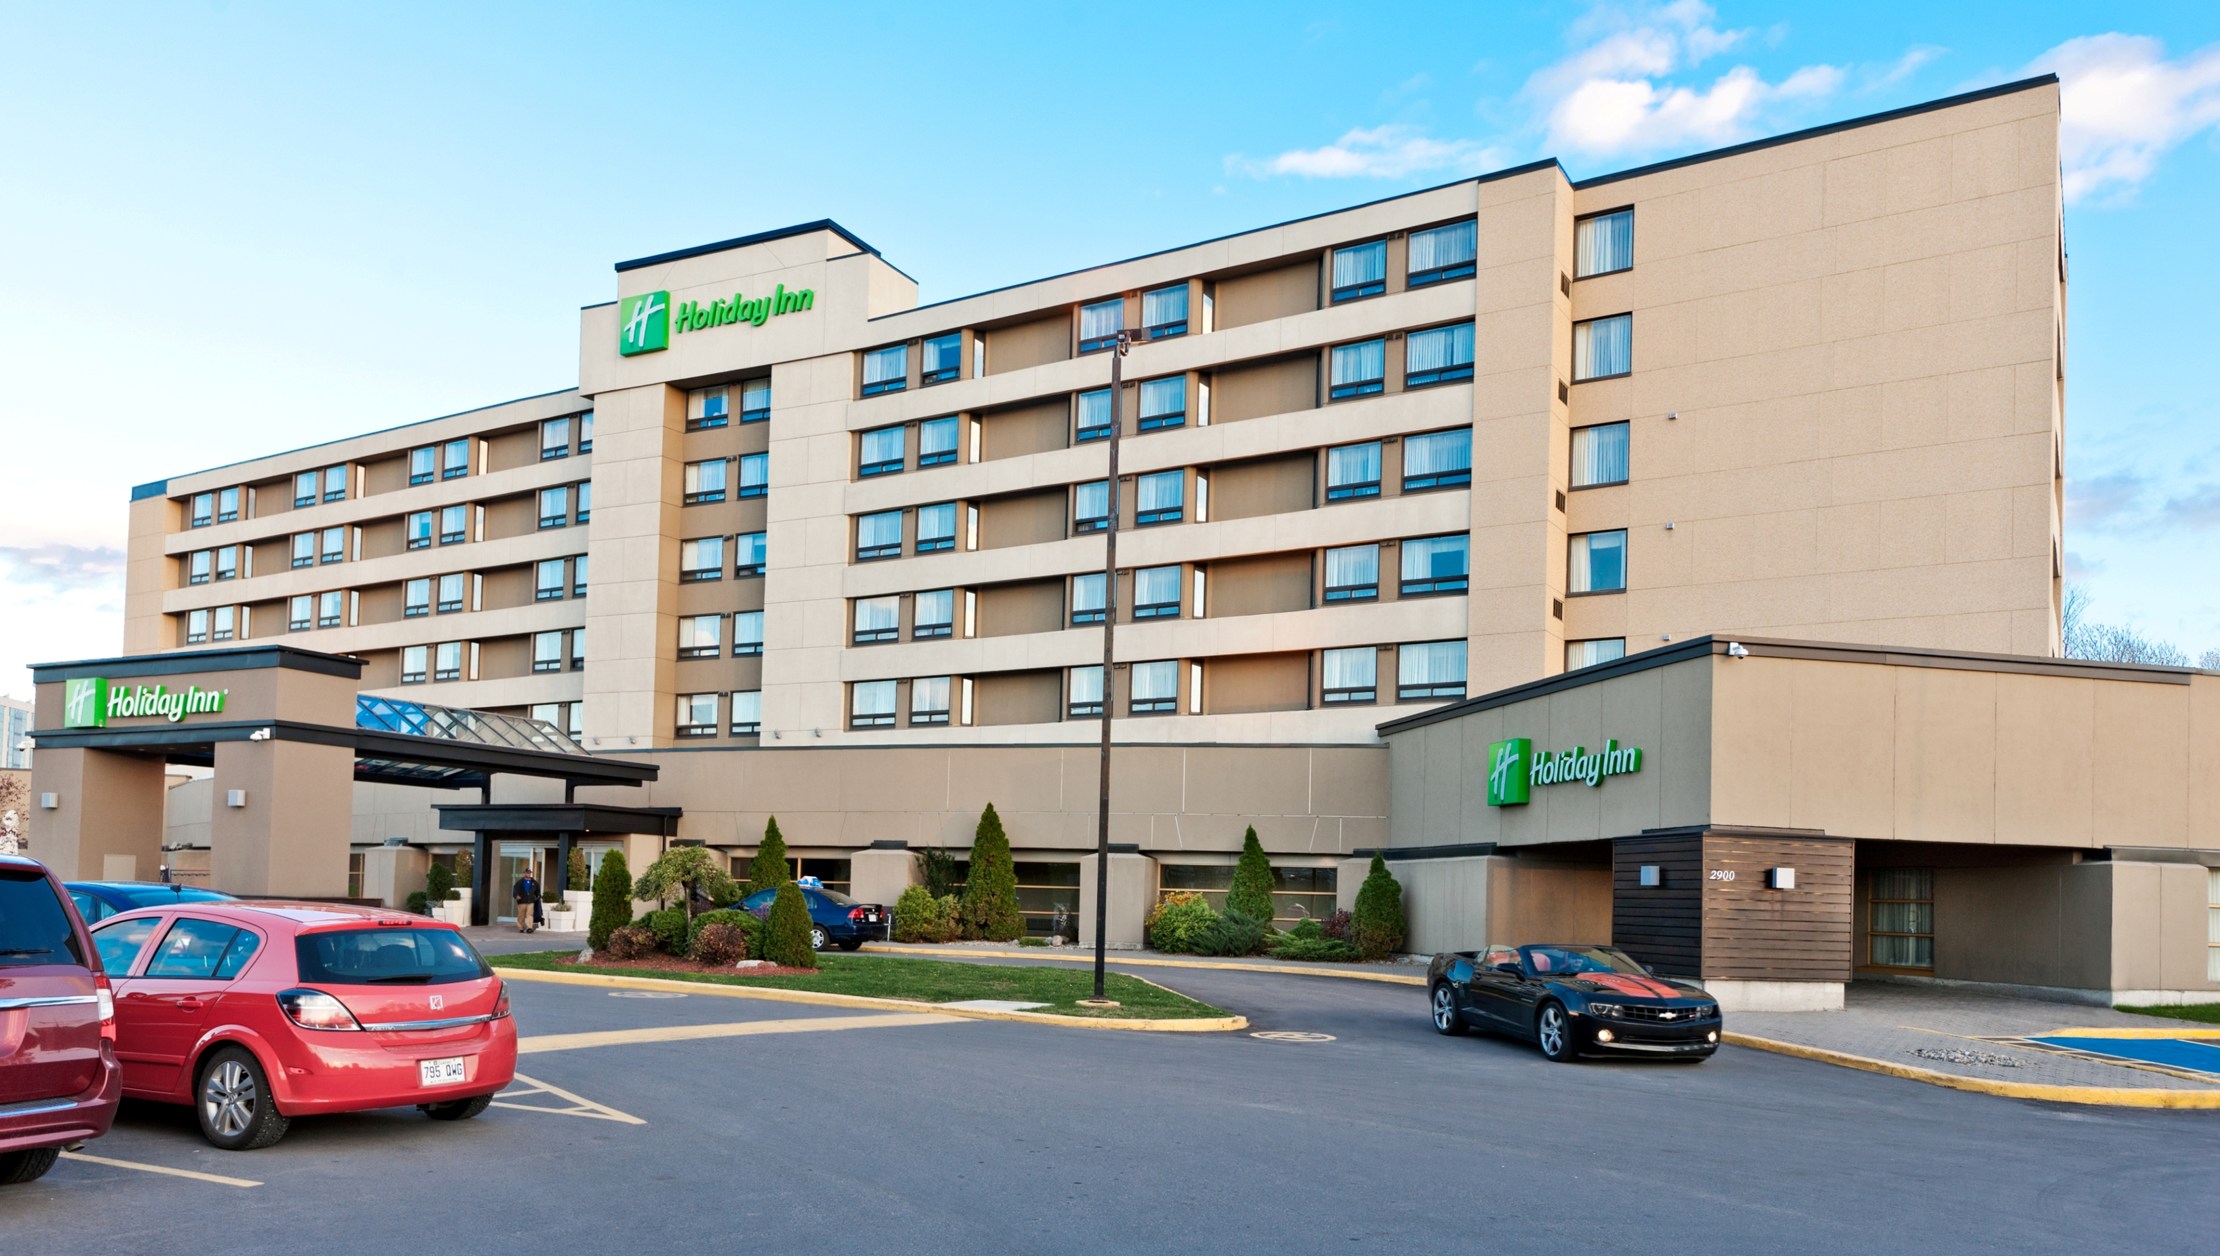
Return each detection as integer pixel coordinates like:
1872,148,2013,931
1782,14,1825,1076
496,844,542,923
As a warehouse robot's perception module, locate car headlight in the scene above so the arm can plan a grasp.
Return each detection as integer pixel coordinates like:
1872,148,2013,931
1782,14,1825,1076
1693,1004,1719,1020
1586,1003,1623,1019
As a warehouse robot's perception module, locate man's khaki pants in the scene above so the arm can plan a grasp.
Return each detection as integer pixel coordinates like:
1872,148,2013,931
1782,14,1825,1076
516,901,534,932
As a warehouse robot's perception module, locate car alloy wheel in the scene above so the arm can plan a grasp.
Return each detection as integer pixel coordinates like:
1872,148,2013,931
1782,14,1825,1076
809,924,829,951
1536,1003,1576,1063
1430,984,1467,1036
196,1046,291,1150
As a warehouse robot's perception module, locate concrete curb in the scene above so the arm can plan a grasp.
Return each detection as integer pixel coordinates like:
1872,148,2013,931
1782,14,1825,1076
495,963,1249,1033
859,944,1429,986
1723,1032,2220,1108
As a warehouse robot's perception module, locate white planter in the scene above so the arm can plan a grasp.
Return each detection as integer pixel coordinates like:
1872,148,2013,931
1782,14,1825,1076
568,891,594,925
544,909,576,932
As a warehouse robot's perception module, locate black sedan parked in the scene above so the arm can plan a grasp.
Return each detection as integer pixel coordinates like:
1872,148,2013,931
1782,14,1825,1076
1427,943,1721,1062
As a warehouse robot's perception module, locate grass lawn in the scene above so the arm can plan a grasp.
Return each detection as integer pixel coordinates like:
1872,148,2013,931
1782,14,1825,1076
2117,1003,2220,1026
489,950,1228,1020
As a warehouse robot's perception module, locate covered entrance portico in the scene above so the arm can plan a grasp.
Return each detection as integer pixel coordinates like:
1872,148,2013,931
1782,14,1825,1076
433,802,681,926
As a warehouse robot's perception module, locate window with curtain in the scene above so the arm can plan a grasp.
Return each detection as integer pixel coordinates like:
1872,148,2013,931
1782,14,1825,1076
218,487,241,522
320,528,345,564
916,502,957,552
1071,572,1106,624
678,614,721,659
735,531,766,576
288,594,312,631
440,504,469,543
215,546,239,580
406,511,432,549
1407,220,1478,286
434,640,464,681
407,577,432,616
410,446,435,485
1571,422,1630,488
540,418,570,460
2208,870,2220,981
684,458,728,503
1136,471,1184,524
575,415,592,453
1400,429,1472,492
730,690,762,736
1568,530,1627,594
437,573,467,613
537,487,569,529
1396,641,1467,700
914,588,955,638
1139,377,1185,430
400,645,428,683
188,491,213,526
740,378,771,422
677,692,718,736
186,550,210,585
919,416,959,466
857,511,903,559
922,333,962,383
1327,443,1382,500
575,480,591,522
291,473,316,508
443,438,471,478
862,344,908,395
860,426,906,477
322,466,349,503
1573,313,1632,381
1405,323,1476,387
1868,869,1934,968
318,590,346,628
681,535,725,580
1575,208,1634,277
1331,240,1387,301
1134,565,1182,618
570,626,584,667
1324,544,1380,601
1330,340,1387,399
185,609,209,644
1322,647,1378,703
1079,299,1124,352
1076,388,1113,442
290,532,314,569
1565,638,1627,670
690,386,729,430
1068,665,1104,716
732,610,764,657
853,596,900,643
737,453,768,499
1400,534,1469,595
1130,661,1177,713
533,631,565,673
912,676,952,725
1074,480,1110,532
1142,284,1189,338
572,553,587,594
533,561,563,603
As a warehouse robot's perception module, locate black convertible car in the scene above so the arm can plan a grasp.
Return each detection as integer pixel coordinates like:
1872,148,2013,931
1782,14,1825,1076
1427,943,1721,1062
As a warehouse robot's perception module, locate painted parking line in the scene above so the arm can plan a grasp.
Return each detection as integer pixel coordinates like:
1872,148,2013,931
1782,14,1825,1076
492,1071,646,1125
2027,1035,2220,1077
516,1011,961,1055
60,1150,262,1189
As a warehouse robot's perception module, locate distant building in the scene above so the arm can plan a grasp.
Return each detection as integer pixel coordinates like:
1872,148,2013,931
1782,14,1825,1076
0,696,30,769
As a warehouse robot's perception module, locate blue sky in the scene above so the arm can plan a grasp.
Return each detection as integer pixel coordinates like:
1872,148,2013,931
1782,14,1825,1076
3,1,2217,691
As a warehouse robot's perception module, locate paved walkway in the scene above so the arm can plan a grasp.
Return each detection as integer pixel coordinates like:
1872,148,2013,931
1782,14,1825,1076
858,939,1429,983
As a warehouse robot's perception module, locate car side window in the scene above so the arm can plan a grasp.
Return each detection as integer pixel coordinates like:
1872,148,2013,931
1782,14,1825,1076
1481,946,1518,970
92,917,159,975
143,917,243,979
72,892,107,923
213,929,262,980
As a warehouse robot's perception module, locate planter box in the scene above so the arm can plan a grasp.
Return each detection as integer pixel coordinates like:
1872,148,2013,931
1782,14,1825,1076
544,910,577,932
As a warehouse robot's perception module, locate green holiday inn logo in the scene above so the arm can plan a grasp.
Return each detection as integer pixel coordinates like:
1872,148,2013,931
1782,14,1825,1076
62,677,228,729
618,290,669,356
1486,737,1643,805
1486,738,1531,807
63,677,108,729
616,284,816,355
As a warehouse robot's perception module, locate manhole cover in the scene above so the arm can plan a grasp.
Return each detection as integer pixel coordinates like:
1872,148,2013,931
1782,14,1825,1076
1251,1031,1336,1043
608,991,688,999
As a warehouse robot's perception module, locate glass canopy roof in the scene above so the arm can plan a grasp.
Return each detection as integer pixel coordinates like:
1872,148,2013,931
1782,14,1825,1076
355,694,588,755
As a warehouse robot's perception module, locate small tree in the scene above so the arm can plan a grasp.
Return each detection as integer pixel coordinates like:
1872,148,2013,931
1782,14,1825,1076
1227,826,1275,926
915,845,961,899
762,882,817,968
425,861,457,904
566,847,589,893
588,849,632,950
633,845,737,927
959,802,1024,941
1351,853,1407,961
746,816,790,896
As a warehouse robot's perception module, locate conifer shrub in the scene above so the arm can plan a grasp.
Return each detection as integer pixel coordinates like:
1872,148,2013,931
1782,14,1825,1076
1226,827,1276,926
588,849,632,950
1191,910,1267,957
1351,853,1408,961
644,907,689,955
1267,920,1360,961
762,882,817,968
406,891,431,915
958,802,1024,942
425,862,456,904
746,817,790,896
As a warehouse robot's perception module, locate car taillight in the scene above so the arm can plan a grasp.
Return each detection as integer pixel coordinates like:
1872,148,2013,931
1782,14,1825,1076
493,980,511,1020
95,971,116,1042
277,988,364,1031
848,907,867,920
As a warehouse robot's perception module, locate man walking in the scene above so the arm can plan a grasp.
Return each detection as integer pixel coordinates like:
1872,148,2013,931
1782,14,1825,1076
513,868,540,933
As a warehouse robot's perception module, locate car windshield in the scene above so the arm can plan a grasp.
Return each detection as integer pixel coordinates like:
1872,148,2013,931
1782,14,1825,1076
1521,945,1648,977
116,885,234,907
0,868,87,968
295,927,491,985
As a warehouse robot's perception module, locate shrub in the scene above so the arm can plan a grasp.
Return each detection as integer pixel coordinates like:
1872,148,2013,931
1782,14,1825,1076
1351,853,1407,961
566,847,589,892
915,846,961,899
1148,894,1219,954
1281,917,1324,942
1018,936,1048,947
405,890,430,915
746,817,790,896
893,885,958,943
1321,909,1354,942
633,846,736,928
644,907,689,955
762,882,817,968
1269,934,1362,962
602,925,655,961
689,909,763,959
1227,827,1276,926
692,922,750,966
959,802,1025,942
1191,910,1267,957
425,862,457,904
588,849,632,950
452,850,474,892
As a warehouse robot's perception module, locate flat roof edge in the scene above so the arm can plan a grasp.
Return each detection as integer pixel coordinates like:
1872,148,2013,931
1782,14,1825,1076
614,219,879,273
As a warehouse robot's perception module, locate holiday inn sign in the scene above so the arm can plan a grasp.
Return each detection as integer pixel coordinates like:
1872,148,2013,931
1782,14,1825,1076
618,284,817,356
62,677,229,729
1485,737,1644,806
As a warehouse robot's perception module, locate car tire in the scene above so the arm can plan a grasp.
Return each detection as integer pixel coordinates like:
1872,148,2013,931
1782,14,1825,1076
808,924,829,951
419,1093,495,1121
1535,1002,1578,1063
1429,984,1468,1036
196,1046,291,1150
0,1147,61,1185
837,939,863,952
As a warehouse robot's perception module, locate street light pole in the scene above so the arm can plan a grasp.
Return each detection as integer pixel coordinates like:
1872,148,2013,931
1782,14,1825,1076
1087,328,1132,1005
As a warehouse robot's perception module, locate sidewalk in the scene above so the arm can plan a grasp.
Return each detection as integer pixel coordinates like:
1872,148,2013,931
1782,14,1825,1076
462,924,585,956
858,940,1429,984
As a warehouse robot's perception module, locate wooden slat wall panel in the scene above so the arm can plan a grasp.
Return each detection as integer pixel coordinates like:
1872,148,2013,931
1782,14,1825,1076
1611,835,1703,976
1699,834,1855,981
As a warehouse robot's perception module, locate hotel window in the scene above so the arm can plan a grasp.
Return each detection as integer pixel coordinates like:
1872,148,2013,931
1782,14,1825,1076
1397,640,1467,701
532,631,564,674
190,492,214,527
1868,869,1934,969
320,527,346,564
1130,660,1177,714
677,614,721,659
1565,638,1627,670
739,378,771,423
1079,298,1123,353
440,503,470,544
211,606,238,642
1326,442,1382,500
690,386,730,431
434,641,465,682
1329,339,1386,399
916,503,957,553
914,588,955,638
1403,428,1472,491
730,690,762,737
860,426,906,477
536,487,569,531
1137,377,1185,431
406,511,433,550
736,453,768,500
912,675,952,725
676,693,719,738
1324,544,1380,602
291,532,315,568
1568,529,1627,594
185,609,210,644
570,626,585,668
922,333,962,384
684,458,728,503
572,552,588,595
1573,313,1632,381
401,645,428,684
535,559,565,602
1322,647,1378,704
576,413,593,453
1071,572,1106,625
321,466,347,503
1142,284,1188,339
410,446,436,485
1571,422,1630,488
862,344,908,396
1401,534,1469,596
217,486,240,523
1575,208,1634,278
404,578,431,618
436,572,467,613
1134,565,1182,619
317,590,346,629
850,680,897,729
187,550,211,585
292,472,317,508
575,480,590,523
1136,471,1183,525
732,610,764,658
1068,665,1104,718
681,536,725,582
856,511,903,560
540,417,571,460
735,531,766,577
918,416,959,467
213,546,238,581
1074,480,1110,534
1075,388,1113,443
444,438,472,478
288,595,312,632
1407,220,1477,287
853,596,900,644
2208,870,2220,981
1405,323,1476,388
1331,240,1387,302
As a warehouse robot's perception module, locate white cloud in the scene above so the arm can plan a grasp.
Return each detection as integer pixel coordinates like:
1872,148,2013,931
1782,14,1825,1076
2030,34,2220,203
1229,125,1505,181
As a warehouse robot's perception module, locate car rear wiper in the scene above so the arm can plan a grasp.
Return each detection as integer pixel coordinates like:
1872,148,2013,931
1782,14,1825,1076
0,947,54,956
364,975,433,984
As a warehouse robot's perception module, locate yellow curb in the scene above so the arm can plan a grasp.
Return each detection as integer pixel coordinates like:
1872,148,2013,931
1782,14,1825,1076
859,944,1429,986
2041,1027,2220,1039
1723,1032,2220,1108
495,963,1248,1033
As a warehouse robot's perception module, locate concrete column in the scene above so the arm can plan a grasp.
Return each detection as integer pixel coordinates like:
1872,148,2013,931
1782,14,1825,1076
848,846,915,908
471,832,492,925
554,832,575,896
362,844,429,909
209,738,354,897
1077,851,1157,948
27,746,167,880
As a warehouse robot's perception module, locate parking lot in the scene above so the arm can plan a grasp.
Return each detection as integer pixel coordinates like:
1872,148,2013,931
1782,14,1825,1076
9,963,2220,1253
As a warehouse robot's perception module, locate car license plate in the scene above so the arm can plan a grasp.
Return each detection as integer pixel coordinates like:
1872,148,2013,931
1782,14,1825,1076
420,1057,467,1087
865,911,881,923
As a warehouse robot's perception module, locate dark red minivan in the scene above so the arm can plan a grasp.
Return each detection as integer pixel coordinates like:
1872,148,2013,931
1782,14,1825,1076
0,854,123,1186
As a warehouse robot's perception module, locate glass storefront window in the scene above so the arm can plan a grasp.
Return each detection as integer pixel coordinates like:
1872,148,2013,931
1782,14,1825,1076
1868,868,1934,969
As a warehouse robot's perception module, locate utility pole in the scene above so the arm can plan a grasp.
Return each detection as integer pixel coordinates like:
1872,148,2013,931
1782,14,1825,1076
1084,328,1133,1006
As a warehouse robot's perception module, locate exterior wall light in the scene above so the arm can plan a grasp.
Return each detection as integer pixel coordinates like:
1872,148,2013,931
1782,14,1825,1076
1727,642,1750,658
248,727,274,742
1768,867,1796,889
1639,865,1661,887
38,792,59,809
225,789,248,808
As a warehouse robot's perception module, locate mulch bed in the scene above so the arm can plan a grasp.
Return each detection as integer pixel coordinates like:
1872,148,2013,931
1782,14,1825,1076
558,952,822,979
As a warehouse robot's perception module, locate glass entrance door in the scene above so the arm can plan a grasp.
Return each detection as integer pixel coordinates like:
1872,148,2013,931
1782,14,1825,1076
496,843,543,924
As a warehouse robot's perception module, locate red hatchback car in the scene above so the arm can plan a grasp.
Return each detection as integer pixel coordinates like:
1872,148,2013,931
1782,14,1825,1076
1,855,122,1186
88,902,516,1150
